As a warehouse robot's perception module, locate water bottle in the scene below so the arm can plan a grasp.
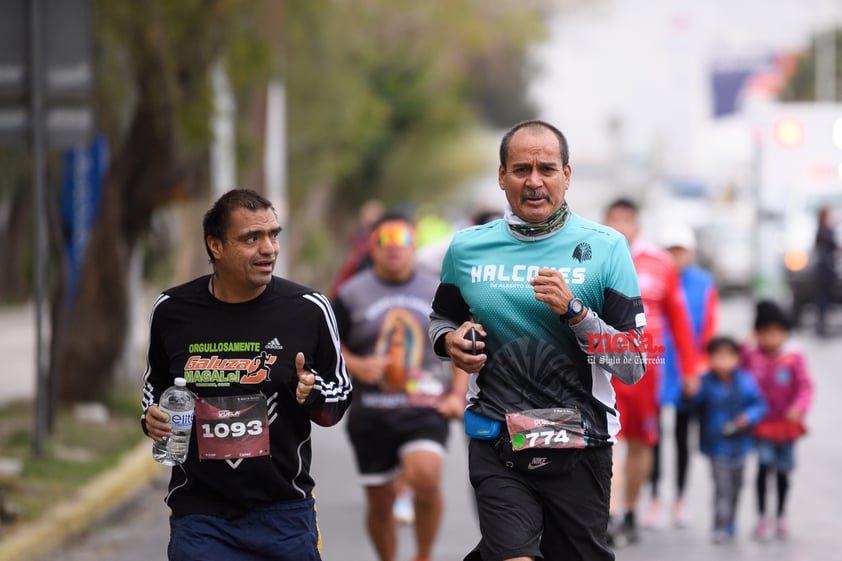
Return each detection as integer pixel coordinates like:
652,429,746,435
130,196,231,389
152,377,195,466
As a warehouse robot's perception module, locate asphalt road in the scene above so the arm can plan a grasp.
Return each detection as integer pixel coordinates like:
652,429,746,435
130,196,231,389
34,295,842,560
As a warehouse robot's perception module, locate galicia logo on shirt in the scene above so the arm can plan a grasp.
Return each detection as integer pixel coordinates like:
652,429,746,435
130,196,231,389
182,351,277,386
470,264,587,285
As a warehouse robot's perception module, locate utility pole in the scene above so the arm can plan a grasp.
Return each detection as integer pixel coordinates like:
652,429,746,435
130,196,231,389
29,0,49,457
211,60,236,199
263,0,288,278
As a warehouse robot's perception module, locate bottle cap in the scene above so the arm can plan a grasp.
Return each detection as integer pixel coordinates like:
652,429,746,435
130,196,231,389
174,377,187,387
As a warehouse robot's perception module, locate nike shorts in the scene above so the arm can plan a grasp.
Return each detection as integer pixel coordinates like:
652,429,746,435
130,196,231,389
168,496,321,561
464,438,615,561
347,407,449,486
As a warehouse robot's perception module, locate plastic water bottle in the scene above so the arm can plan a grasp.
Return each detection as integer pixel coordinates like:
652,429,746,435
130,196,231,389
152,377,195,466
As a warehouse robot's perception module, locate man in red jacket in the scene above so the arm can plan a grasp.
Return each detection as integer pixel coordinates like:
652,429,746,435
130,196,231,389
603,199,699,546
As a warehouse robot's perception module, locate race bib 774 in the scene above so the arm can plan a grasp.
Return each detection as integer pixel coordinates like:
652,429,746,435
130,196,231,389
505,408,586,451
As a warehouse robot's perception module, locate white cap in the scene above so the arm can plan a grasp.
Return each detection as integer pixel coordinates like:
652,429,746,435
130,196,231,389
658,222,696,251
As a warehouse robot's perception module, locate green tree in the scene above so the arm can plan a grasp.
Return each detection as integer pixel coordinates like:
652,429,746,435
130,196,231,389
44,0,549,405
282,0,548,285
54,0,270,403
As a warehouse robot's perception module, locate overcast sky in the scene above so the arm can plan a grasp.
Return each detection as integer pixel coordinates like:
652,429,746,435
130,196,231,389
528,0,840,176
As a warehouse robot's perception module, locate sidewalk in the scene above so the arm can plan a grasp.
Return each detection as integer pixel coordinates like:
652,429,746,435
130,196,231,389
0,300,158,561
1,294,151,406
0,442,164,561
0,304,37,407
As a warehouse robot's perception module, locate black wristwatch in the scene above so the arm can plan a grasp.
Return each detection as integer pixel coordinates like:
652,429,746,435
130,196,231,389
564,297,585,320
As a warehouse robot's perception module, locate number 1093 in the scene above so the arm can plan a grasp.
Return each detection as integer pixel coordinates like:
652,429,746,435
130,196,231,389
200,420,264,439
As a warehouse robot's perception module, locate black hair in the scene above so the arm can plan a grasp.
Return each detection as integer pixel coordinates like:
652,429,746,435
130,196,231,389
754,299,791,331
605,197,639,215
706,335,740,355
370,209,415,231
499,120,569,169
818,206,831,223
202,189,276,264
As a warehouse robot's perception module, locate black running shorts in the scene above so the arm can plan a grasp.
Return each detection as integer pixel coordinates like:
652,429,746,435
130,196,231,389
464,438,615,561
347,407,449,485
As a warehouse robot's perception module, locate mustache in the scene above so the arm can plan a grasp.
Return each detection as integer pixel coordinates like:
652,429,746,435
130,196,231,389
521,190,551,203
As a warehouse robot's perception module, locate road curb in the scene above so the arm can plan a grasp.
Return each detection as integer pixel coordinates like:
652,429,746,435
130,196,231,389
0,440,164,561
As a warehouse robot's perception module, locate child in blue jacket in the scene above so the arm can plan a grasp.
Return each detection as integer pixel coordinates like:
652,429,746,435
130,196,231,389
683,336,767,543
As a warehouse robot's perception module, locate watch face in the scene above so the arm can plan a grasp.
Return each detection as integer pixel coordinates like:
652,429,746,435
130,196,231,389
570,299,583,316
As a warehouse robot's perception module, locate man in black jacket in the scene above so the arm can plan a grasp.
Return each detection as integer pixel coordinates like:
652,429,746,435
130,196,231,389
142,189,352,561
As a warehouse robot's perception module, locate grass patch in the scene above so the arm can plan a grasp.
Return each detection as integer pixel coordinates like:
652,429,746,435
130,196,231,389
0,385,146,527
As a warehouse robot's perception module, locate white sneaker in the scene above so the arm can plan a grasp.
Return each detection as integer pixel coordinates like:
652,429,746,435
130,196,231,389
393,488,415,525
672,498,690,528
752,517,772,541
642,498,664,530
775,517,789,540
606,517,628,549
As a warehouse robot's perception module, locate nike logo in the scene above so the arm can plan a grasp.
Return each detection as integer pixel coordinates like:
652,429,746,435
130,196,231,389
527,457,551,470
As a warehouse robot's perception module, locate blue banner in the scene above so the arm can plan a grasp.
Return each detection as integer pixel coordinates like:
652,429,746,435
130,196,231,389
60,134,107,302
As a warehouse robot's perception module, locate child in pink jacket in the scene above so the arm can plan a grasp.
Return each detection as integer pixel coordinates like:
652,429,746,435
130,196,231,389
740,300,814,541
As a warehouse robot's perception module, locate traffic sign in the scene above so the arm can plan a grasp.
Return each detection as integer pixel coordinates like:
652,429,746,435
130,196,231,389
0,105,93,147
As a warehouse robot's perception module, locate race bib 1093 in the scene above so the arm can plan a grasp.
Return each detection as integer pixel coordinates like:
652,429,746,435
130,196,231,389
195,394,270,460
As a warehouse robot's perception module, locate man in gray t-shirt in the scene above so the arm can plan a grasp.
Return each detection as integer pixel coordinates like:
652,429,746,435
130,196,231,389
334,211,467,561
